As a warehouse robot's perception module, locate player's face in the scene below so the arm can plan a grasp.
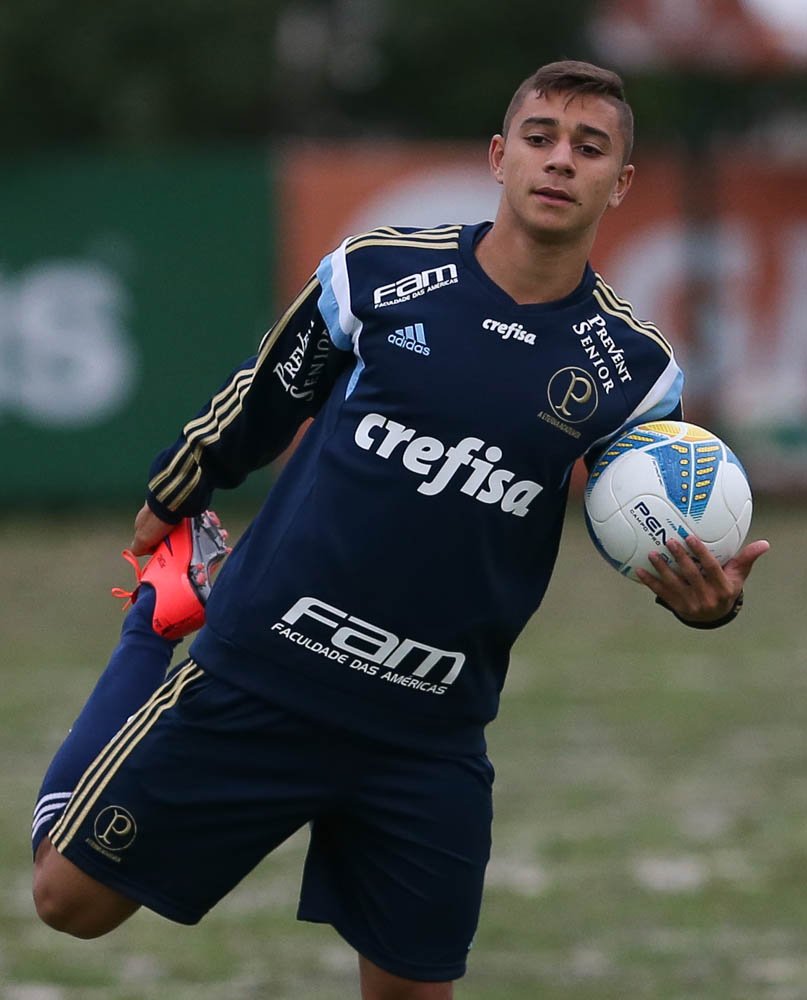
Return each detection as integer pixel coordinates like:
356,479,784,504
489,90,634,245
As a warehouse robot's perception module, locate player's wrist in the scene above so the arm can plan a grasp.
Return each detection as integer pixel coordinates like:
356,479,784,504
145,492,190,526
655,590,744,629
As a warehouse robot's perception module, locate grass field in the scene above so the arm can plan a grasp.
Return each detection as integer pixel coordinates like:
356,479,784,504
1,500,804,999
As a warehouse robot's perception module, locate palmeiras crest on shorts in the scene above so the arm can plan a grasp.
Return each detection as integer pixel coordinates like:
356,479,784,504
92,805,137,852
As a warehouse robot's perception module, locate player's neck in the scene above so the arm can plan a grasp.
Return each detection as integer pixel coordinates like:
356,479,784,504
475,219,595,305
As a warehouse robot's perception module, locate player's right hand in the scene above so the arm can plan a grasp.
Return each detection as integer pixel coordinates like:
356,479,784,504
130,503,174,556
636,534,770,625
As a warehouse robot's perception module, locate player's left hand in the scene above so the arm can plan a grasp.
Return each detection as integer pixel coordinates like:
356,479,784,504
635,535,770,625
130,502,174,556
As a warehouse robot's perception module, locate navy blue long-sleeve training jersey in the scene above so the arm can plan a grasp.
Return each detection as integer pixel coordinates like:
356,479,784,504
146,223,684,755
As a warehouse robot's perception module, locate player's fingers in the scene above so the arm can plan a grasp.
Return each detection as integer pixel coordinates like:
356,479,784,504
664,538,709,589
639,555,703,618
730,539,770,573
674,537,741,611
130,505,172,555
678,533,715,568
723,539,770,585
645,549,689,596
635,564,666,596
647,545,727,620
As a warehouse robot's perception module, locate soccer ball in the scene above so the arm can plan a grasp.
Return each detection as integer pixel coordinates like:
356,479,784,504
584,421,752,581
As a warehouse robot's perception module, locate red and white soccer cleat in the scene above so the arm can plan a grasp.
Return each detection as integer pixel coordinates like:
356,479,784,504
112,510,231,640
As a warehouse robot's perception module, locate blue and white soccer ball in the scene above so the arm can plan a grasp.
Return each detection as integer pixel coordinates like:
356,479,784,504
584,421,753,581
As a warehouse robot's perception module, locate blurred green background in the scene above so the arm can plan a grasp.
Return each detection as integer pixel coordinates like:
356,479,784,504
1,1,805,997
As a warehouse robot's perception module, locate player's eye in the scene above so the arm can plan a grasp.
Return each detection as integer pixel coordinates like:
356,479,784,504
579,144,604,156
525,134,551,146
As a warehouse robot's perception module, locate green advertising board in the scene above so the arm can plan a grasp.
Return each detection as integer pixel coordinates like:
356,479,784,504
0,150,274,505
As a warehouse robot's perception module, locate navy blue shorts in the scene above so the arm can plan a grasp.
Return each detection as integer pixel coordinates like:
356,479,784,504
49,660,494,982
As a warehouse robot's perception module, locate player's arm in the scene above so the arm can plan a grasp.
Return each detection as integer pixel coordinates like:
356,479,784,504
135,275,352,547
582,399,685,476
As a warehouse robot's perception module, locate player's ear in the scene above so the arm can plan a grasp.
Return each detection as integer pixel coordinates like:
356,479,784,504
489,134,505,185
608,163,634,208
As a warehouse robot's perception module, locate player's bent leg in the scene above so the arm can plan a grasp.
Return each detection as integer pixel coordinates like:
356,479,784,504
33,836,140,938
359,956,453,1000
30,579,191,861
31,514,229,865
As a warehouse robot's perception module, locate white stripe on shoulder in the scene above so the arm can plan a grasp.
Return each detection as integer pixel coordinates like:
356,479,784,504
624,355,685,428
316,237,362,351
331,239,362,344
587,355,684,453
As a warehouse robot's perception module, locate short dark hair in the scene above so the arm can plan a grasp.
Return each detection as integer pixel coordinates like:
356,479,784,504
502,60,634,164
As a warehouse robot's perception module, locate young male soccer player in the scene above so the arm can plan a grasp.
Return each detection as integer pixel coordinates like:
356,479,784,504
32,61,769,998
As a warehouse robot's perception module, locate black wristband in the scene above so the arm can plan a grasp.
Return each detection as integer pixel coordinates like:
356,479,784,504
655,590,744,630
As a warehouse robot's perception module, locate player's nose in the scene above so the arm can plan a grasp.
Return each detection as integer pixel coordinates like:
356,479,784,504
544,138,575,176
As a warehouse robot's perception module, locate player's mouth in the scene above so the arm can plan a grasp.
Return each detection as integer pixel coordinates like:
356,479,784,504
534,186,576,204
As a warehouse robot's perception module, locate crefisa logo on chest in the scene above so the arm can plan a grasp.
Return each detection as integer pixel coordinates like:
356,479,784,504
354,412,543,517
481,318,536,346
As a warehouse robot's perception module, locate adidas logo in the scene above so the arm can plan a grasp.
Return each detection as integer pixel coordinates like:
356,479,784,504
387,323,430,357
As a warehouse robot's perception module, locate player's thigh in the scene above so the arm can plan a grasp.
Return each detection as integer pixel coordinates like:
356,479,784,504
47,662,342,925
301,746,494,983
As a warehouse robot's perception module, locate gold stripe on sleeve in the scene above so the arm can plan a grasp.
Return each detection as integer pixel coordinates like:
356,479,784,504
346,237,459,255
593,279,673,358
149,275,319,509
346,224,462,247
